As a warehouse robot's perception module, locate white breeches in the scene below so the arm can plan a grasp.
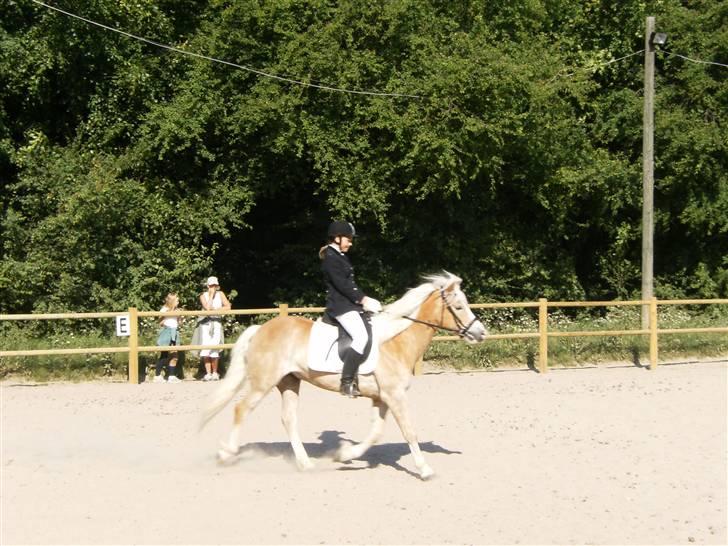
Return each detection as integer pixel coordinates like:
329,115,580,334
335,311,369,354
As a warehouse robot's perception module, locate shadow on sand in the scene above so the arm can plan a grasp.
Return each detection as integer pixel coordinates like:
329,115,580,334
234,430,461,476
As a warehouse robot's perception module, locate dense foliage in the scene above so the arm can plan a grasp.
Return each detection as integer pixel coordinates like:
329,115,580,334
1,0,726,313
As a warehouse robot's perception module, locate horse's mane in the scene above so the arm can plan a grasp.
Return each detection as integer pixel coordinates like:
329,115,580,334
373,271,462,342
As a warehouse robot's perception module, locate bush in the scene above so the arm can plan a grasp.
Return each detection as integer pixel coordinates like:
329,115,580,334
424,304,728,370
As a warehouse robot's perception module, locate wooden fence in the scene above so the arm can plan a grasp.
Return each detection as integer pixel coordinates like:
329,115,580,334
1,298,726,383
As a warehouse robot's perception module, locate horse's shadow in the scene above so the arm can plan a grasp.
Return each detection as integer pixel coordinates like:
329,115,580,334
235,430,461,476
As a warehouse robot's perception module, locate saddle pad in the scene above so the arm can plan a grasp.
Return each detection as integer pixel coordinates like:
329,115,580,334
307,320,378,375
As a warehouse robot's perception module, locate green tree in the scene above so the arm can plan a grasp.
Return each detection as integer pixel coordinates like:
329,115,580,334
1,0,725,315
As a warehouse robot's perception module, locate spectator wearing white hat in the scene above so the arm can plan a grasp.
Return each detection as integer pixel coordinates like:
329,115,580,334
198,276,231,381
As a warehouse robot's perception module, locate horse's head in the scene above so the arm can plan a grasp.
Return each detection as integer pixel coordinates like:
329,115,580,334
423,273,488,344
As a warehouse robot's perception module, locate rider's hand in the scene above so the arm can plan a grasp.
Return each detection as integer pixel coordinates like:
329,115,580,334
362,297,382,314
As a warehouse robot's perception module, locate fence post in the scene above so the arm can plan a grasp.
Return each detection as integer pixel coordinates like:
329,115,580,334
649,297,658,370
279,303,289,317
538,298,548,373
128,307,139,384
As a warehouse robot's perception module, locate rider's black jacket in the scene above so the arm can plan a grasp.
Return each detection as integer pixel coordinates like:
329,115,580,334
321,245,365,317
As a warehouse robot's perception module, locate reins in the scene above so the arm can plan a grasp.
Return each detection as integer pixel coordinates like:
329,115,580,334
401,288,479,339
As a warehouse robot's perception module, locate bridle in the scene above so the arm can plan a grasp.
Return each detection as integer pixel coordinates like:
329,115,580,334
402,288,480,340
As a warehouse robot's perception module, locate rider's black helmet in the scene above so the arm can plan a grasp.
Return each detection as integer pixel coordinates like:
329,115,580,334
327,220,356,239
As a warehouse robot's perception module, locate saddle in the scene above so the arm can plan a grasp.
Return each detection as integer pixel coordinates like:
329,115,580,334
307,313,378,374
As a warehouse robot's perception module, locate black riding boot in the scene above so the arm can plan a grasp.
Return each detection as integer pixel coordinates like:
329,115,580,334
340,349,364,397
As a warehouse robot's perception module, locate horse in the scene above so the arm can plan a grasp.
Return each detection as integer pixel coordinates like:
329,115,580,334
200,272,487,479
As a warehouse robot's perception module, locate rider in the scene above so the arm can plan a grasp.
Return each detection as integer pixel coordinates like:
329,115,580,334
319,220,382,397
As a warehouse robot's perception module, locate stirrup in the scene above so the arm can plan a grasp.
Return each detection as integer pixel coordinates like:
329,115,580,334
340,381,360,398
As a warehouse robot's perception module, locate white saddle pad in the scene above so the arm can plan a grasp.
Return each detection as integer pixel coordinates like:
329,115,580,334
307,320,378,374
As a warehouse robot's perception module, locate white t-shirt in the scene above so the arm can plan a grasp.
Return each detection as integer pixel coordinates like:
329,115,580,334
202,292,224,317
160,306,179,328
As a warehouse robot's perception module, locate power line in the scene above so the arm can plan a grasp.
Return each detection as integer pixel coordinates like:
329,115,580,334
28,0,423,99
25,0,727,101
548,49,645,82
660,50,728,68
547,46,727,84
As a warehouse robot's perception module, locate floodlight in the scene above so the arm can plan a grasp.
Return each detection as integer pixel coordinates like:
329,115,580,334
650,32,668,47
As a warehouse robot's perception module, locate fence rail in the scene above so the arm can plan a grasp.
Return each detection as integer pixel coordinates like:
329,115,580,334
1,298,726,383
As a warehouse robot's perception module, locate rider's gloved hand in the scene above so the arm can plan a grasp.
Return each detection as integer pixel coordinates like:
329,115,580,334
361,296,383,314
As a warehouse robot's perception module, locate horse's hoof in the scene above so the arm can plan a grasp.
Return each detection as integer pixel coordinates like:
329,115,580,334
216,442,240,464
296,458,315,471
419,465,435,480
334,444,354,463
217,451,234,464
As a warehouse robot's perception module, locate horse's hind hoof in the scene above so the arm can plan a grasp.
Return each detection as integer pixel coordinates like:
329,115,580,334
217,442,240,464
217,449,238,465
334,443,355,463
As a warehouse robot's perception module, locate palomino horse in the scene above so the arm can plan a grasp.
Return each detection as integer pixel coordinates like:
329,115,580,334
201,272,487,479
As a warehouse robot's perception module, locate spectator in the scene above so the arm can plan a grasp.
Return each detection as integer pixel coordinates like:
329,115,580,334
199,276,231,381
154,292,182,383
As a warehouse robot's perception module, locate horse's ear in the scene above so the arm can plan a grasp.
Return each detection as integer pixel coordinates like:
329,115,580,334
443,278,460,294
440,271,461,293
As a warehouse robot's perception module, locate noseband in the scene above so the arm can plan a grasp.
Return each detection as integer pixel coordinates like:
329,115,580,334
403,289,479,339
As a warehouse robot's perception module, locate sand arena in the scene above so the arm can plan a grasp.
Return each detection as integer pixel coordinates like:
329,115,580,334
2,359,726,545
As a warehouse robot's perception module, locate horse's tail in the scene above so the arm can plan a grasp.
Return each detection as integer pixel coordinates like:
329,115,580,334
199,324,261,430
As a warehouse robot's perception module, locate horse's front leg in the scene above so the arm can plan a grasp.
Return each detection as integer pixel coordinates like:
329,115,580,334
381,389,434,480
335,398,389,463
278,374,314,471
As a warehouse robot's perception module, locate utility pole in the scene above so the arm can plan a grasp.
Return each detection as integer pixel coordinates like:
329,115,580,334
641,16,656,329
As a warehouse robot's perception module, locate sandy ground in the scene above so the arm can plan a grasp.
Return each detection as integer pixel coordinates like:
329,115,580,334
1,359,726,546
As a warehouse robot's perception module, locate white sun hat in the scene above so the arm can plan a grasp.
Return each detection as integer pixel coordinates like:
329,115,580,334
206,276,219,286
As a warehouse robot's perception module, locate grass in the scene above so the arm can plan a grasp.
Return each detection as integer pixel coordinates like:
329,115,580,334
1,305,726,380
424,304,728,370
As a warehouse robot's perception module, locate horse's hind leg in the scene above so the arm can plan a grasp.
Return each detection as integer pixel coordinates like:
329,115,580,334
335,398,389,463
217,380,267,463
277,374,314,471
382,389,434,480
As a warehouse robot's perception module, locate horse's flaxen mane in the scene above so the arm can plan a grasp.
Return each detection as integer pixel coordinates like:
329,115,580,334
373,271,462,342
